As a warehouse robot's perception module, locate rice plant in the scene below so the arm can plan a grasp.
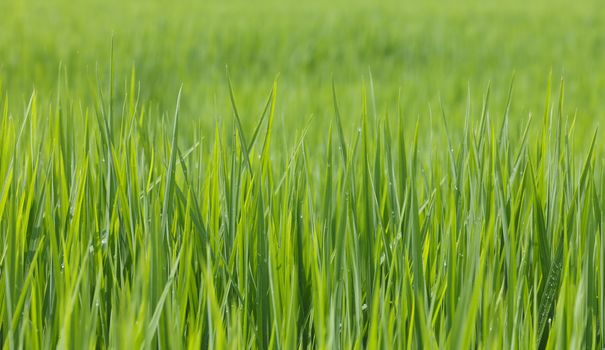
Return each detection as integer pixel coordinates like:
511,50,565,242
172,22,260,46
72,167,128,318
0,62,603,349
2,0,605,348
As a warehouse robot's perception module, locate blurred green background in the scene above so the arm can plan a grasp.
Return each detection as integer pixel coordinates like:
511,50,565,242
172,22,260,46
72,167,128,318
1,0,604,146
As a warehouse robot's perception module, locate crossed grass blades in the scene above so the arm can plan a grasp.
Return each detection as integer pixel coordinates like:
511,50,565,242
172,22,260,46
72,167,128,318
0,67,603,349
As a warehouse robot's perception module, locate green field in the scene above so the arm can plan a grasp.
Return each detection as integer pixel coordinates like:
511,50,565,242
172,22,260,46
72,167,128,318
2,0,605,348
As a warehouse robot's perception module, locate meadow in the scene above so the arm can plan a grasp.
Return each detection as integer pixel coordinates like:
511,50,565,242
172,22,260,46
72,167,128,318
1,0,605,348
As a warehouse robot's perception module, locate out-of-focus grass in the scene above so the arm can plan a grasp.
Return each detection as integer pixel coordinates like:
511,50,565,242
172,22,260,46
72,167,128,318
2,0,604,138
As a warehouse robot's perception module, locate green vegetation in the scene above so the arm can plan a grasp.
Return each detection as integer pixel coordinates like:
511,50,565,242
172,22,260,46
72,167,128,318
1,0,605,348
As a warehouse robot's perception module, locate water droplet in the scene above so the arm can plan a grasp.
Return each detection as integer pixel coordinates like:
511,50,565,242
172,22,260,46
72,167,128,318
100,230,109,247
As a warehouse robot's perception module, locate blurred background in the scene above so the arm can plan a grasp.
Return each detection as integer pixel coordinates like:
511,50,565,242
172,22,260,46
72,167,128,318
1,0,604,146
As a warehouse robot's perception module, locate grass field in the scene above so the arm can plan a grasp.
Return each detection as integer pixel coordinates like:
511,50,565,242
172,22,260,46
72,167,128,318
2,0,605,348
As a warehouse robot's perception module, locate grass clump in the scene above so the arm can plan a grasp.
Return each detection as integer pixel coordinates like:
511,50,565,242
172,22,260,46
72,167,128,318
0,69,603,349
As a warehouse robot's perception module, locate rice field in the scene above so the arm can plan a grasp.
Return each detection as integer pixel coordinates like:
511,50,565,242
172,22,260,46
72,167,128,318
1,0,605,348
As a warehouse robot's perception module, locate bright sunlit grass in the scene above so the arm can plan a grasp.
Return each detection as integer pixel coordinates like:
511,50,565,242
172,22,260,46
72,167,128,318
1,0,605,348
